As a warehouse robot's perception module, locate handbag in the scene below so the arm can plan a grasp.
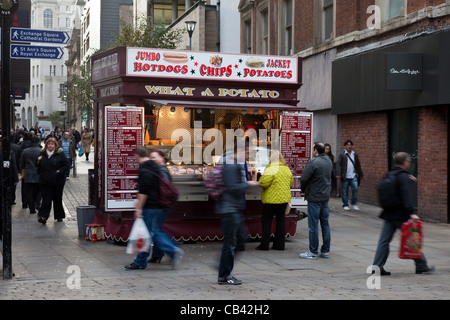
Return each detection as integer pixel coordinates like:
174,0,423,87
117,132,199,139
78,145,83,157
399,219,423,259
126,218,151,254
285,202,292,215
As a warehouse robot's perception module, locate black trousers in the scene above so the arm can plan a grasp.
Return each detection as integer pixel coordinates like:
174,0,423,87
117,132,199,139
38,183,65,220
260,203,287,250
25,182,41,212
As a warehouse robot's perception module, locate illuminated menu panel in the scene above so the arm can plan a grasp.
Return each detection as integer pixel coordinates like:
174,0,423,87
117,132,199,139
280,112,313,207
105,106,144,211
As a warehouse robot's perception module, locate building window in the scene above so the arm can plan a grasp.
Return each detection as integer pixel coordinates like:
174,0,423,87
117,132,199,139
261,9,269,55
43,9,53,29
388,0,404,19
323,0,334,41
245,19,252,54
285,0,293,55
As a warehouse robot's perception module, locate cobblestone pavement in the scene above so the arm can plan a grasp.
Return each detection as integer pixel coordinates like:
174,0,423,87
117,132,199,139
1,151,450,304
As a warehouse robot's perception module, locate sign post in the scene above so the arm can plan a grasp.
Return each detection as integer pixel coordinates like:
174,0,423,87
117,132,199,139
1,0,19,281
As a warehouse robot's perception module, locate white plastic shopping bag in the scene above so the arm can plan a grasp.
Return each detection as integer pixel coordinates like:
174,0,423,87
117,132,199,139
126,218,151,254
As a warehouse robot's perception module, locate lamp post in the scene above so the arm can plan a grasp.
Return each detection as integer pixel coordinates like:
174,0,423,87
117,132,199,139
185,20,196,50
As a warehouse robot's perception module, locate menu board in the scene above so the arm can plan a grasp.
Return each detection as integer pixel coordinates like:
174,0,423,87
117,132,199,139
104,106,144,211
280,112,313,207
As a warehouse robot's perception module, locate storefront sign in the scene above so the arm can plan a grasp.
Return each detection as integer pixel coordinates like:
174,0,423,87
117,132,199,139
104,106,144,211
280,112,313,207
386,53,423,91
127,47,298,84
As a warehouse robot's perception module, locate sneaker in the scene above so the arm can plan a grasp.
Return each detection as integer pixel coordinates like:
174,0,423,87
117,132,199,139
172,249,184,270
218,275,242,285
343,206,350,211
124,263,146,270
352,205,360,211
299,251,319,260
320,252,329,258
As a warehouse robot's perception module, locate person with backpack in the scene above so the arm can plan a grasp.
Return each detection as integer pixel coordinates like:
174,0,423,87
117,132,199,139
124,146,183,271
335,139,363,211
372,152,434,275
215,140,259,285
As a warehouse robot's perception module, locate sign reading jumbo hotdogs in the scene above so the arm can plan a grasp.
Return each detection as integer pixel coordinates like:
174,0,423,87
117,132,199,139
126,47,298,84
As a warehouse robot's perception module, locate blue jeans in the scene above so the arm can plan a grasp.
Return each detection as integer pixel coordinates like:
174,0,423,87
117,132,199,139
218,212,244,279
150,208,170,258
373,220,428,271
307,201,331,254
341,176,358,206
134,208,180,268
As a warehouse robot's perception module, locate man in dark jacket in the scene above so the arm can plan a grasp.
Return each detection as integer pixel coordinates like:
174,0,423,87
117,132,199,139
372,152,434,275
125,146,183,271
20,135,42,214
299,142,333,260
336,139,364,211
215,142,259,285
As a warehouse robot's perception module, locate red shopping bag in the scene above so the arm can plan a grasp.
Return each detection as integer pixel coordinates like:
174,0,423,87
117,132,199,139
399,219,423,259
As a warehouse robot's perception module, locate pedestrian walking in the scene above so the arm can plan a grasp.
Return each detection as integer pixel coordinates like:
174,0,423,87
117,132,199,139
147,149,173,264
36,137,69,224
20,135,42,214
124,146,183,270
81,128,93,161
215,141,259,285
17,132,32,209
256,150,293,251
372,152,434,275
299,142,333,260
58,131,76,179
335,139,363,211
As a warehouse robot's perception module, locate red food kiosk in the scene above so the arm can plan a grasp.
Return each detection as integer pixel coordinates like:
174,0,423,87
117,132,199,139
91,46,309,242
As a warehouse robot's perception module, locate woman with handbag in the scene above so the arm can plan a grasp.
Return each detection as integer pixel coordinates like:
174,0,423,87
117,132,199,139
256,150,293,251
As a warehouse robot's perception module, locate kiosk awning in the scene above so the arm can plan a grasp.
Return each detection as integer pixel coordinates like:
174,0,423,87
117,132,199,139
146,99,303,111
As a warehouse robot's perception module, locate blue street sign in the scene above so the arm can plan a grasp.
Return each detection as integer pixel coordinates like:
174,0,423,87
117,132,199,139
11,44,64,59
10,27,70,44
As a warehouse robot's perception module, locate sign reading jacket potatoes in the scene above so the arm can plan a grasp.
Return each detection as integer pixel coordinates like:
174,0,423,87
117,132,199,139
126,47,298,84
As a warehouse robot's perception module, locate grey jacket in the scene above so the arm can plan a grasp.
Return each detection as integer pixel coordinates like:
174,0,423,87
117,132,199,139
215,159,250,214
300,154,333,202
20,143,42,184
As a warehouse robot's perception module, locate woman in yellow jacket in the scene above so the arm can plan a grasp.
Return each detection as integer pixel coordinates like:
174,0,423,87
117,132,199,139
256,150,293,251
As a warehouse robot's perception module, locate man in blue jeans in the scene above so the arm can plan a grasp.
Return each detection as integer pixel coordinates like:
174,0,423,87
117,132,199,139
215,141,259,284
299,142,333,260
336,139,364,211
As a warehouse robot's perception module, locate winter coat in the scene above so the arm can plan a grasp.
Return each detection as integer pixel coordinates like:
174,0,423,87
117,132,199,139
20,143,42,184
37,148,69,186
259,161,293,204
300,154,333,202
58,137,76,160
379,166,417,223
81,132,92,153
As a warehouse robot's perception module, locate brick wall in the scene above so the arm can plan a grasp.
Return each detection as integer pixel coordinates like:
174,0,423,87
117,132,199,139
338,112,389,205
417,106,449,222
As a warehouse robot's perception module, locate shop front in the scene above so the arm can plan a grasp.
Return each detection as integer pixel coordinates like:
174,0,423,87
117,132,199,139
91,46,307,241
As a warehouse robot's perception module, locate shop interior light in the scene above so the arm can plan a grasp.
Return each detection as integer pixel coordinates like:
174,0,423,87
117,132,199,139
242,110,246,115
184,107,190,112
254,110,259,115
197,109,202,114
170,106,176,113
210,109,215,114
